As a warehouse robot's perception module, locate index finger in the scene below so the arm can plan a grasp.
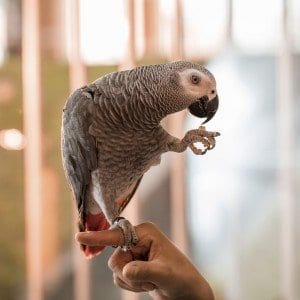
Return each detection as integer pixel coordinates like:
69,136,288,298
75,227,124,247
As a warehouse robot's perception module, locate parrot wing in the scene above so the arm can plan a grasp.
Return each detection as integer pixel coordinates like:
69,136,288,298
61,87,98,229
62,86,143,257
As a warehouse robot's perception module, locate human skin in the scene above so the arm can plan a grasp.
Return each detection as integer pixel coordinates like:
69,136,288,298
76,222,214,300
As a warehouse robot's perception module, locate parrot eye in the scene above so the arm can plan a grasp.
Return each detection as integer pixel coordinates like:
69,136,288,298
191,75,200,85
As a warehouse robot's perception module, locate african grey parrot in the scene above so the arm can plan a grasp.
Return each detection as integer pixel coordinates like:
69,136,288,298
61,61,220,257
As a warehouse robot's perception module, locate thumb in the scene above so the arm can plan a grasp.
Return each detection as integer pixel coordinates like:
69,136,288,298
123,260,168,285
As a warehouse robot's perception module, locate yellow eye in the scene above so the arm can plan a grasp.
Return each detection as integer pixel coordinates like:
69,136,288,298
191,75,200,84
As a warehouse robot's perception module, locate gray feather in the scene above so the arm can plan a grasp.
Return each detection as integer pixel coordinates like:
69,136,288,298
61,86,98,225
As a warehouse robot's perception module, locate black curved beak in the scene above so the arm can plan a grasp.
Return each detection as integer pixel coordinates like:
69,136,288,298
188,94,219,124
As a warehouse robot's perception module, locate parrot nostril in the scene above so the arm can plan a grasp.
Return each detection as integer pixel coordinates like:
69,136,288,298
211,90,215,94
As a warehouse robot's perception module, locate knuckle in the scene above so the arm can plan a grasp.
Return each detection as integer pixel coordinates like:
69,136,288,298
124,265,141,280
136,222,150,232
136,222,160,240
144,221,158,231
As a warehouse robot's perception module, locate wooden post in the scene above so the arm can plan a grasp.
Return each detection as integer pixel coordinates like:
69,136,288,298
169,0,189,255
143,0,159,58
226,2,241,299
226,0,233,46
22,0,43,299
172,0,184,61
119,0,136,71
6,0,22,55
278,1,295,299
40,0,65,59
67,1,90,300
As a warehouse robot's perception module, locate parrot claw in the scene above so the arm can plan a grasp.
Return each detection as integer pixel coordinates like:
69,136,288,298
111,217,138,251
183,126,220,155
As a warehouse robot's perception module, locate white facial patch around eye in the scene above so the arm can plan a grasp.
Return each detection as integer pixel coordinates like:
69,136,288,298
179,69,203,97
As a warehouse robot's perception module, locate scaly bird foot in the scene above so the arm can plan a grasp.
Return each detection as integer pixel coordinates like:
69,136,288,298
111,217,138,251
183,126,220,155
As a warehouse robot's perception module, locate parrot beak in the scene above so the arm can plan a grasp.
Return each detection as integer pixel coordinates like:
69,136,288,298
188,94,219,124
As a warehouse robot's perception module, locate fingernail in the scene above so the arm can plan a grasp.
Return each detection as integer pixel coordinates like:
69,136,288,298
75,232,85,241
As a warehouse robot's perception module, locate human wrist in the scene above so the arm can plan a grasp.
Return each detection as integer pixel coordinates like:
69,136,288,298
149,277,214,300
172,274,214,300
187,276,214,300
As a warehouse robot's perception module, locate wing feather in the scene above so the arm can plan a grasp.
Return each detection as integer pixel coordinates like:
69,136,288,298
61,86,98,227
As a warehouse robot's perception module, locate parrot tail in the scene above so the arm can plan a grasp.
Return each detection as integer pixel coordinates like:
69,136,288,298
79,212,110,258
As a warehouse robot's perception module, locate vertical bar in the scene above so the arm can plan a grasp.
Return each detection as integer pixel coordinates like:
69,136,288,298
143,0,159,58
22,0,43,299
120,1,139,300
119,0,136,71
278,1,295,299
226,2,241,299
169,0,189,255
227,201,241,300
40,0,65,59
68,1,90,300
172,0,184,61
68,0,87,88
0,0,7,65
226,0,233,46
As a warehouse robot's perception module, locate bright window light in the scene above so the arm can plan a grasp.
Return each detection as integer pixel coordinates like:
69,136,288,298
233,0,282,53
79,0,127,65
0,129,26,150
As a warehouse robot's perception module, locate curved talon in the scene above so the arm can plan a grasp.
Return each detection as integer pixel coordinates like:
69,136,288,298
201,148,208,155
196,126,220,138
207,137,216,150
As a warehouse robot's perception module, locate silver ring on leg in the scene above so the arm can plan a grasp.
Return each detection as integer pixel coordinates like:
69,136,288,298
111,217,138,251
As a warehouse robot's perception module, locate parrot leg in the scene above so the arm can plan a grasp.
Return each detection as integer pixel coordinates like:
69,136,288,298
90,172,139,251
88,188,139,252
111,217,138,251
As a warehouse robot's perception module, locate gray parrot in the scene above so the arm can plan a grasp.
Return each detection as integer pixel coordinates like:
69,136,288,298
61,61,220,257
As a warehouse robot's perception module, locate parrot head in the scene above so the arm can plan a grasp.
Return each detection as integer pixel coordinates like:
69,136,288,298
165,62,219,124
177,67,219,124
125,61,219,124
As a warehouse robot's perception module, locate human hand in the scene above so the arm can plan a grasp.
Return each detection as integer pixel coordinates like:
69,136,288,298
76,222,214,300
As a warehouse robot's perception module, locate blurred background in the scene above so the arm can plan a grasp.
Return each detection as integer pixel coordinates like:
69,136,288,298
0,0,299,299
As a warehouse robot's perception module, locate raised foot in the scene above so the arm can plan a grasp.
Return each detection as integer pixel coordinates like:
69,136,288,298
111,217,138,251
183,125,221,155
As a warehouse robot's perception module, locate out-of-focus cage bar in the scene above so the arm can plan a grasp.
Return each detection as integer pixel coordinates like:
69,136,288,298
278,0,295,299
22,0,43,299
169,0,189,255
224,2,242,299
